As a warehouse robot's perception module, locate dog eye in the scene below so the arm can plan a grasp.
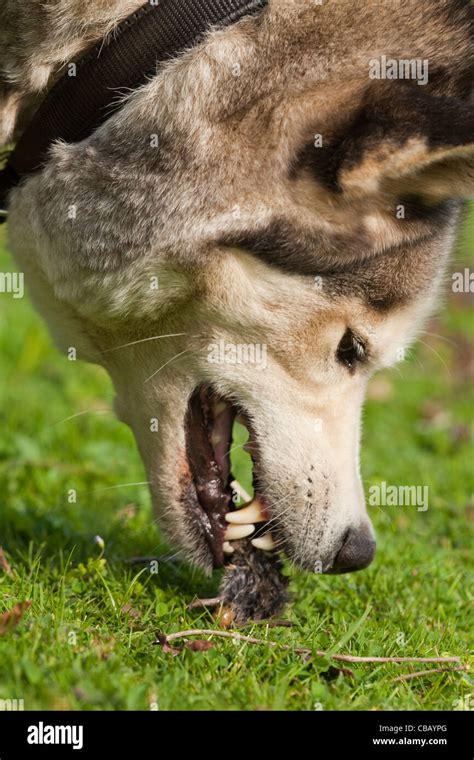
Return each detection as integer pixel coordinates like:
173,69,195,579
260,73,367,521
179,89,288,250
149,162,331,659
336,329,366,371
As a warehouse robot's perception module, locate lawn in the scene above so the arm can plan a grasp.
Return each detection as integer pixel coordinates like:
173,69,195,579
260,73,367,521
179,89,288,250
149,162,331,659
0,210,472,711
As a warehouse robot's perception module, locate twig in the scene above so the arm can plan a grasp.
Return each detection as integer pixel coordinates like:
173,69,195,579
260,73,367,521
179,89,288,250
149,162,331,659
162,629,462,664
392,666,469,683
260,620,294,629
315,654,461,664
188,597,224,610
123,555,178,565
163,629,310,654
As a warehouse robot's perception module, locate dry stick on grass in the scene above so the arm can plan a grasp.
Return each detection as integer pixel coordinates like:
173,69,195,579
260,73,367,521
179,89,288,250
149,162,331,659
392,666,469,683
188,597,224,609
162,629,462,664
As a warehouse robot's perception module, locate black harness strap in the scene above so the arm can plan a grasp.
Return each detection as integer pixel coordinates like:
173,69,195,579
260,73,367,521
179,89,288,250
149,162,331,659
0,0,267,221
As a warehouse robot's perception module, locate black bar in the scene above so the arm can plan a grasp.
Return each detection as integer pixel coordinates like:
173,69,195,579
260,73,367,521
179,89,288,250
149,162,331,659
0,710,472,757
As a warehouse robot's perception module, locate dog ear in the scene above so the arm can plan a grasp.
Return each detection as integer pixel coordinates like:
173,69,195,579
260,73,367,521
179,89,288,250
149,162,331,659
326,82,474,202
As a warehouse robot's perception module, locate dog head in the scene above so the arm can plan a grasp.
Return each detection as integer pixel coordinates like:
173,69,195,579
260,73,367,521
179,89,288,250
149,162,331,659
6,0,474,572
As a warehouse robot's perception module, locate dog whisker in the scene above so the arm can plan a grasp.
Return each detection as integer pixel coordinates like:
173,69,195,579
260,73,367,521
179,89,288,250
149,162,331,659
144,347,198,384
83,481,151,495
260,496,295,532
49,408,113,427
225,438,257,457
100,333,190,354
415,339,450,371
423,331,457,347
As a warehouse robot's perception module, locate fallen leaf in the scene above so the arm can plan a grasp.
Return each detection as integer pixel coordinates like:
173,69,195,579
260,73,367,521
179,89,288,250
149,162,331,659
154,631,214,654
323,665,355,680
155,631,182,655
121,603,141,624
0,601,32,635
0,547,13,577
185,640,214,652
162,642,182,655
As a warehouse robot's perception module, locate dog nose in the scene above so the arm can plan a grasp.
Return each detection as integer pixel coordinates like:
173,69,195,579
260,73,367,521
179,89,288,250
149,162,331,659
329,527,376,574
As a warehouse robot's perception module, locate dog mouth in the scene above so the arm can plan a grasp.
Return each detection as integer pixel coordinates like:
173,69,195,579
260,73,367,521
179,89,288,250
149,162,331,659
184,385,272,568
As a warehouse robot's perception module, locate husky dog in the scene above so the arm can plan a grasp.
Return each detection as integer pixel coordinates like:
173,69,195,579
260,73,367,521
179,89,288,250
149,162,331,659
1,2,473,590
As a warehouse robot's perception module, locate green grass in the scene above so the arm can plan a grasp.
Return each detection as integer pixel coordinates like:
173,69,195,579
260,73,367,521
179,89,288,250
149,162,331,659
0,212,472,712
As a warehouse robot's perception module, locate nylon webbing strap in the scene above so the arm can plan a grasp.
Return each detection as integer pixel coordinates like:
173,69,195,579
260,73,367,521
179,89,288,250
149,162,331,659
0,0,267,220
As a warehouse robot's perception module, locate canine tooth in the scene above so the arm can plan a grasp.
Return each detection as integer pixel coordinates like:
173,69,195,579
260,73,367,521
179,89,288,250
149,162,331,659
223,541,234,554
251,533,275,551
224,523,255,541
225,499,267,524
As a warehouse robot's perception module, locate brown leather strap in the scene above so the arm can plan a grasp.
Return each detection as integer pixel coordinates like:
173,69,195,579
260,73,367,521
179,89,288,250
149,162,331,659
0,0,267,219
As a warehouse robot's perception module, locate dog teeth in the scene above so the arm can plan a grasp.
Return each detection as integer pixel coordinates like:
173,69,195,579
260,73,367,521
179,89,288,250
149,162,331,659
223,541,234,554
225,498,268,524
251,533,275,552
224,523,255,541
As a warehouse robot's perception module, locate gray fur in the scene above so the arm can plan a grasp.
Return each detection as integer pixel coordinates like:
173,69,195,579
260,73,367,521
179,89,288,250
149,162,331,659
1,1,473,580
